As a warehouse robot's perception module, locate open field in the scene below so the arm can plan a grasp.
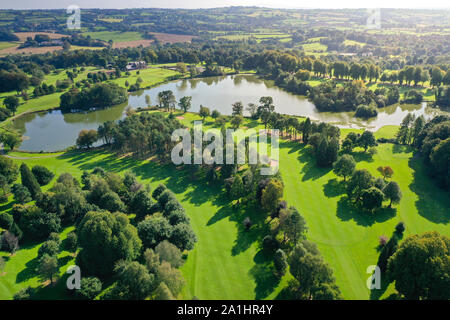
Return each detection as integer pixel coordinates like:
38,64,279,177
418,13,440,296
0,45,62,57
112,40,154,48
13,32,66,41
82,31,144,43
0,42,19,50
148,32,196,44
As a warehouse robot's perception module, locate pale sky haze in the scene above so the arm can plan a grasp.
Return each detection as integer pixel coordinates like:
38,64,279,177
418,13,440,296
0,0,448,9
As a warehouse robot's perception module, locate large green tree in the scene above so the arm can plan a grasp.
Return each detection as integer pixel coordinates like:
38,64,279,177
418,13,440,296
20,163,41,199
333,154,356,181
77,211,142,276
388,231,449,300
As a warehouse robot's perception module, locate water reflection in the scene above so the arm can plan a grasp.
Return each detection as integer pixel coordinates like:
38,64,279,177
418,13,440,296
13,75,446,151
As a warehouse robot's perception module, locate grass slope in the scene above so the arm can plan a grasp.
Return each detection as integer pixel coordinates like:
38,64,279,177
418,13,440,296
280,142,449,299
1,135,448,300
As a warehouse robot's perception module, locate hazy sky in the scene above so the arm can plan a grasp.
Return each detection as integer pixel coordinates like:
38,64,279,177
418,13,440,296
1,0,448,9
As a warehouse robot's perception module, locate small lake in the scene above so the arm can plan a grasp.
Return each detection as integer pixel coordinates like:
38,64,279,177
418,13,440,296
13,75,445,152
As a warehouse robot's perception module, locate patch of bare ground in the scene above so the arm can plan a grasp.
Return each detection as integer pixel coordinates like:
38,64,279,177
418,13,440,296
13,32,66,41
149,32,196,44
0,46,62,56
112,40,154,48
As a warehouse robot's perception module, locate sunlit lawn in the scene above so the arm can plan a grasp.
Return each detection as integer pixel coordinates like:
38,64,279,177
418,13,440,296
1,127,448,299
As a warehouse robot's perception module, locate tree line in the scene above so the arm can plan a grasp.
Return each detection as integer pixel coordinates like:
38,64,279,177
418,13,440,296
0,160,197,300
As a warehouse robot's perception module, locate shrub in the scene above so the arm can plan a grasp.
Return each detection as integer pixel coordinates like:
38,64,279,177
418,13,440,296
11,183,32,204
355,105,378,118
77,277,102,300
169,223,197,251
0,212,13,230
395,222,406,234
157,189,177,211
32,166,55,186
262,235,279,251
167,209,190,225
38,240,60,258
65,231,78,252
274,249,288,277
152,184,167,200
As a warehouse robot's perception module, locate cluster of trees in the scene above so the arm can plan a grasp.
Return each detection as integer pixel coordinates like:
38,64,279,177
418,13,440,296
396,114,450,190
60,82,127,112
380,65,450,87
75,171,195,300
333,155,403,211
0,70,29,93
96,112,183,159
137,184,197,252
62,34,107,48
402,89,423,104
33,82,56,98
1,36,448,111
3,165,196,300
435,86,450,107
309,80,400,112
304,120,341,167
0,160,53,205
377,228,449,300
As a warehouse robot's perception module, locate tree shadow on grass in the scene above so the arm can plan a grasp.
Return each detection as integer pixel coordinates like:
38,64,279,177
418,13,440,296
408,156,450,224
16,256,39,283
296,147,332,181
0,200,14,213
392,144,414,154
58,149,282,298
369,273,392,300
206,197,279,298
323,178,346,198
249,249,281,300
207,198,269,257
336,196,396,227
31,272,71,300
351,150,374,163
279,140,304,155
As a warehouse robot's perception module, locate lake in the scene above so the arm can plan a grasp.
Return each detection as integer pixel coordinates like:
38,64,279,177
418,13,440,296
13,75,444,152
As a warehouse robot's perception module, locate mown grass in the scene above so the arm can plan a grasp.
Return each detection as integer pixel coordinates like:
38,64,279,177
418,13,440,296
0,226,76,300
1,127,448,300
0,67,180,128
